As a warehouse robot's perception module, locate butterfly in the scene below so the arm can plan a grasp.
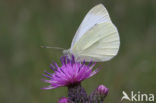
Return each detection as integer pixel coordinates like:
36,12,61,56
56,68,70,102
62,4,120,62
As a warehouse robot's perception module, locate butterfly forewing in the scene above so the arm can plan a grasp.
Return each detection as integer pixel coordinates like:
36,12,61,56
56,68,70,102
71,4,111,48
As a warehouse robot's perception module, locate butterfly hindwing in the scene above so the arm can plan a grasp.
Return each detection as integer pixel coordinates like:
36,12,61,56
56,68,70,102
71,22,120,62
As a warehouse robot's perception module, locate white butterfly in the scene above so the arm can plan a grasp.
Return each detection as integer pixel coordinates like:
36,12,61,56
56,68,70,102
63,4,120,62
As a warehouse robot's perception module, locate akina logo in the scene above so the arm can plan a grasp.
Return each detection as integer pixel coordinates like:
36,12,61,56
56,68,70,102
121,91,155,102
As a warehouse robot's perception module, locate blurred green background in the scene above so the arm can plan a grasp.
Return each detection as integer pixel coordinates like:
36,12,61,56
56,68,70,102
1,0,156,103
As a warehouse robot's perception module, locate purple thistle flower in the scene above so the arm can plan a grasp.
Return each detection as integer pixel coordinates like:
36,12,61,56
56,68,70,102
58,97,69,103
97,85,109,96
89,84,109,102
42,55,98,90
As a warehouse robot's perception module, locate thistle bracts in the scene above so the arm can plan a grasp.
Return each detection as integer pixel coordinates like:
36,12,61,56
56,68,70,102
89,85,109,103
68,83,88,103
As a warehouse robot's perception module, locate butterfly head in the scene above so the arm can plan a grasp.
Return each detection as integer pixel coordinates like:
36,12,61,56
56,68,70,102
63,49,72,58
63,49,69,55
63,49,77,61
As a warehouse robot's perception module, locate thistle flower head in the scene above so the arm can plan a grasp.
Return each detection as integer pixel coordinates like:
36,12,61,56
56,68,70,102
58,97,69,103
97,85,109,96
42,55,98,89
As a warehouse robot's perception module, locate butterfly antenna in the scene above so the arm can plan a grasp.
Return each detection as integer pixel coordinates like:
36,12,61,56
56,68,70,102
40,46,64,50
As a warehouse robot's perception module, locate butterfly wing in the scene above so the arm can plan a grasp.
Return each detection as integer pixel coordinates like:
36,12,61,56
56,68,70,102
69,4,120,62
71,4,110,48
